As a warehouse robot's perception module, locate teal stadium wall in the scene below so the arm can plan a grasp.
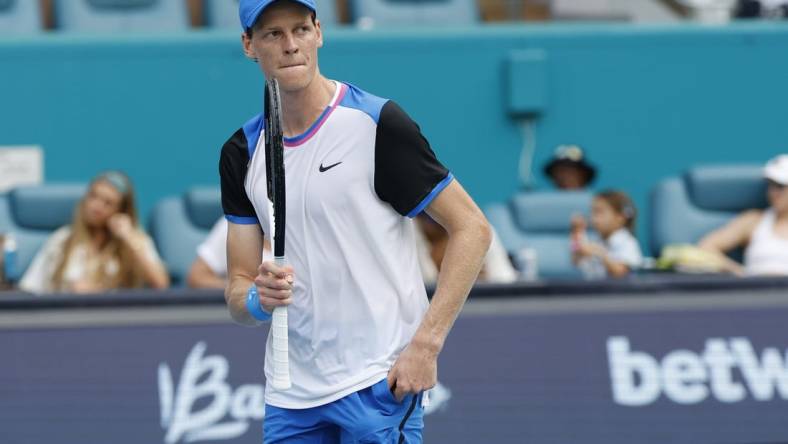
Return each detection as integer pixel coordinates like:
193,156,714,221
1,23,787,251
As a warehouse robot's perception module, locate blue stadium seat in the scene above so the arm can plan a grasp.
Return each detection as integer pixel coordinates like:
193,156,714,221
649,164,768,255
0,184,85,282
350,0,477,27
486,190,592,279
0,0,43,34
56,0,189,32
148,187,222,284
204,0,338,28
0,193,11,266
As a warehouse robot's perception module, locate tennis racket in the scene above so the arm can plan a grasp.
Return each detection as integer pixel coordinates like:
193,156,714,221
264,78,291,390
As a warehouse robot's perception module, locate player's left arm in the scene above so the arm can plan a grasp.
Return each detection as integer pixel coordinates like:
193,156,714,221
388,179,492,401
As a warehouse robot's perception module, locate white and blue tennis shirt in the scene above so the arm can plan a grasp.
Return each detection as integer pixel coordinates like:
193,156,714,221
219,81,453,409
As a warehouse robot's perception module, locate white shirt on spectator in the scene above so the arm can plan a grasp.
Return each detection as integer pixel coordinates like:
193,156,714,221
196,218,229,277
416,226,517,284
605,228,643,269
20,226,163,294
579,228,643,279
744,209,788,276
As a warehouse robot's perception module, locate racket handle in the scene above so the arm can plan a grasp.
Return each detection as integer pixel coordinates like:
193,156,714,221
270,256,291,390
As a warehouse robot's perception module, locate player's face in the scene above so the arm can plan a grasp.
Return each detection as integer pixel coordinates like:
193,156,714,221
243,2,323,93
82,180,123,228
590,197,625,238
767,180,788,212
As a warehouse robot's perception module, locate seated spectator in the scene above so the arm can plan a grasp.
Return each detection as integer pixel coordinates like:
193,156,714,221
698,155,788,276
571,190,643,278
187,217,228,289
544,144,596,190
736,0,788,18
415,214,517,284
19,171,170,294
187,217,271,289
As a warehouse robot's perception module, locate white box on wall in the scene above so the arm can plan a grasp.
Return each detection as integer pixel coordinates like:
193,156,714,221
0,146,44,192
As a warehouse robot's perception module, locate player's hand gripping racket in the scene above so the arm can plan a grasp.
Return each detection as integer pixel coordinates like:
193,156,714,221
265,78,291,390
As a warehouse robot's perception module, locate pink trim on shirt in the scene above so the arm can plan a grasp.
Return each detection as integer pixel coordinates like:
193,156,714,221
284,83,348,148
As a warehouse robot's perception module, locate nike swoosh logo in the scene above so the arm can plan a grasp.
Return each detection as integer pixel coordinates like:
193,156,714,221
319,162,342,172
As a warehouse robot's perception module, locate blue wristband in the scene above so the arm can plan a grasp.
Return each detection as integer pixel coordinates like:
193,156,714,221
246,285,272,322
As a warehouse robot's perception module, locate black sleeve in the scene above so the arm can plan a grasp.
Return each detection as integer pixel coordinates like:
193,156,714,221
374,101,451,217
219,128,258,224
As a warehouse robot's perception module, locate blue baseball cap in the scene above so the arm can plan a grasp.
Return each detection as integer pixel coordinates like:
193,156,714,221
239,0,317,30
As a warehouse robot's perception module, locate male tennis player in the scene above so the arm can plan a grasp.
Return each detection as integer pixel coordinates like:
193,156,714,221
219,0,492,442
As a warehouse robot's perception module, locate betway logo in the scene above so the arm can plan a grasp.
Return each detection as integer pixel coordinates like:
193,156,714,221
158,342,265,443
608,336,788,406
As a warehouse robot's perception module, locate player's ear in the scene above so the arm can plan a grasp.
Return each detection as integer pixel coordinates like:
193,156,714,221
315,19,324,48
241,32,256,60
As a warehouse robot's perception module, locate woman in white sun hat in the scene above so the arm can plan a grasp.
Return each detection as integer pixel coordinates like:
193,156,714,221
699,154,788,276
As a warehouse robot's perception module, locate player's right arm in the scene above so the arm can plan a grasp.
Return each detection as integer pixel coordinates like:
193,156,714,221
225,222,295,326
226,222,266,326
220,126,266,326
220,125,294,326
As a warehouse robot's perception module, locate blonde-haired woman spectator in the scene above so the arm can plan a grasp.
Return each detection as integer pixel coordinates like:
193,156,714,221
20,171,170,294
699,155,788,276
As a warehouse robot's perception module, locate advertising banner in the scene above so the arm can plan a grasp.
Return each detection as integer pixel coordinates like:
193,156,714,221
2,296,788,443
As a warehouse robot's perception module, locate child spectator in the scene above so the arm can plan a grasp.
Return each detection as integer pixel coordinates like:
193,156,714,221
19,171,169,294
571,190,643,278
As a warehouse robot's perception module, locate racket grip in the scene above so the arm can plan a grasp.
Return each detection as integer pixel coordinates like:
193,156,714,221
270,256,291,390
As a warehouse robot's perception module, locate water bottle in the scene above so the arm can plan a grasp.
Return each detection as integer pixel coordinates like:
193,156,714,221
517,247,539,282
3,233,17,285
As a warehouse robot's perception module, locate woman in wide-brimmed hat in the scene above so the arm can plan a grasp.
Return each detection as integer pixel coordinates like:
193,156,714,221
544,144,596,190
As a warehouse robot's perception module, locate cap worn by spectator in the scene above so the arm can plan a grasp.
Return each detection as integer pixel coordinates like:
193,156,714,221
764,154,788,185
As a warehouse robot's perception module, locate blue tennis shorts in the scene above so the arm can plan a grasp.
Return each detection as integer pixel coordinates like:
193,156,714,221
263,378,424,443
